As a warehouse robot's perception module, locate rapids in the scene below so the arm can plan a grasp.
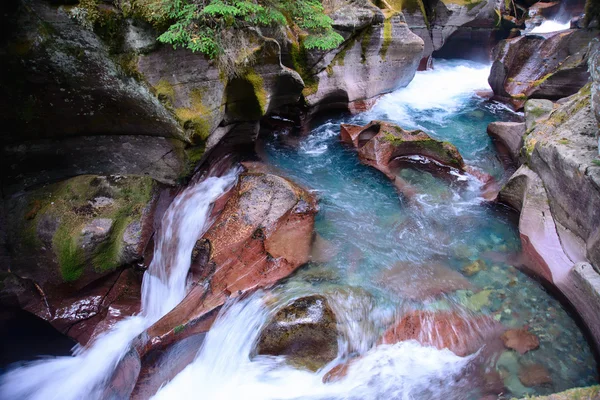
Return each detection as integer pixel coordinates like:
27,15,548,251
1,60,597,400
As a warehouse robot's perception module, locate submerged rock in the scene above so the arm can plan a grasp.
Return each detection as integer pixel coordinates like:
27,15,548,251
378,261,472,301
379,310,503,357
488,29,597,109
501,328,540,354
518,364,552,387
255,295,338,371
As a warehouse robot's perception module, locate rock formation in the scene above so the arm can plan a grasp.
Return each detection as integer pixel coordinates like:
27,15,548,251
255,295,338,371
488,29,597,109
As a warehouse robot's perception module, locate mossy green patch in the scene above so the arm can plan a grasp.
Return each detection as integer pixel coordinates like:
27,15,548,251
514,384,599,399
360,26,374,64
442,0,484,11
154,79,176,104
245,70,267,115
532,72,553,88
380,18,393,60
175,88,212,144
21,175,154,282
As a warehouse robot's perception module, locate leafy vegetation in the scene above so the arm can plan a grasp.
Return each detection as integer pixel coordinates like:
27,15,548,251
150,0,344,58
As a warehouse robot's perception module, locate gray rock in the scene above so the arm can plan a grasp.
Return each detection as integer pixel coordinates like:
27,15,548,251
306,13,424,113
488,29,597,109
487,121,526,163
80,218,114,249
524,99,554,131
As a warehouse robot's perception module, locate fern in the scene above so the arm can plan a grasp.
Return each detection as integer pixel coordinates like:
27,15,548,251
150,0,343,57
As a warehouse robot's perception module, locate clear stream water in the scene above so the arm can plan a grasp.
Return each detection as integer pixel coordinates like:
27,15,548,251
1,60,597,400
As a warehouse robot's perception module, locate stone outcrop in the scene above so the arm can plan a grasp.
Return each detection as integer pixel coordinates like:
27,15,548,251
487,121,526,165
0,0,187,192
400,0,499,64
341,121,501,199
138,170,317,356
255,295,338,371
496,83,600,353
303,10,424,113
488,29,598,109
1,175,160,342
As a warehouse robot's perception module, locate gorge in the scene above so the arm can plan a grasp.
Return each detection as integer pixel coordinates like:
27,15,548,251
1,0,600,399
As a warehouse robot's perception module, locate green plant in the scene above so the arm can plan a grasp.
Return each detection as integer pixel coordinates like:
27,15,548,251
154,0,343,58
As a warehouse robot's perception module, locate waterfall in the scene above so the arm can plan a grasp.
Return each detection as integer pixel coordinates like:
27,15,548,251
530,20,571,33
151,293,478,400
0,170,239,400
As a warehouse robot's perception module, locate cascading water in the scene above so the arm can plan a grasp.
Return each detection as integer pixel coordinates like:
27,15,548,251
0,170,239,400
529,20,571,34
2,60,598,399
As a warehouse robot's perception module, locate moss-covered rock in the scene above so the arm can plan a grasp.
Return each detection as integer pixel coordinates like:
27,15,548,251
515,385,599,399
256,295,339,371
7,175,158,286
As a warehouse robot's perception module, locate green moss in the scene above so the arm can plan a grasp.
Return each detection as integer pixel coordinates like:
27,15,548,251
591,160,600,167
154,79,176,104
174,88,212,144
289,38,319,98
360,27,373,64
532,73,553,88
53,223,86,282
515,385,599,399
23,175,156,282
94,6,126,54
557,138,570,145
245,70,267,115
512,93,528,100
585,0,600,27
174,324,185,334
380,18,393,60
116,53,143,80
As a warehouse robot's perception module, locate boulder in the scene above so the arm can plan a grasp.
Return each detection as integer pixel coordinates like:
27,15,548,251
589,39,600,149
341,120,465,175
518,364,552,387
488,29,597,109
138,172,317,356
487,121,526,164
379,310,503,357
2,175,158,342
255,295,338,371
501,328,540,354
338,121,498,199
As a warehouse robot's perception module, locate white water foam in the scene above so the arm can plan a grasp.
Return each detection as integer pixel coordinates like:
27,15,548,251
153,294,477,400
530,20,570,34
0,170,239,400
367,60,492,126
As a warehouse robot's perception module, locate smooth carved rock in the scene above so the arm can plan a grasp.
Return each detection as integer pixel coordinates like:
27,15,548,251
487,121,526,164
379,310,502,357
378,261,472,301
488,29,597,109
256,295,338,371
339,121,498,200
518,364,552,387
140,172,317,356
306,13,424,113
501,328,540,354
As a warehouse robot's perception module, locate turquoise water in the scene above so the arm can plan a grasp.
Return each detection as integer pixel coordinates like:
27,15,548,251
258,60,598,397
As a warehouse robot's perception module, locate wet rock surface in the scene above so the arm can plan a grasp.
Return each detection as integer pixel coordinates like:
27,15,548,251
488,29,597,109
140,170,318,356
379,310,503,357
256,295,338,371
501,328,540,354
